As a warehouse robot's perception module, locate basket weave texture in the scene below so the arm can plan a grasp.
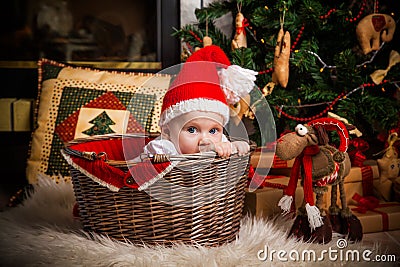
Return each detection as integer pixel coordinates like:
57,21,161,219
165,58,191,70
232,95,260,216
67,135,252,246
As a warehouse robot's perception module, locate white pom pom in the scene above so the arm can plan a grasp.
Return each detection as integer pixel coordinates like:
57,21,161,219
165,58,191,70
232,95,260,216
218,65,258,104
278,195,293,214
305,203,324,231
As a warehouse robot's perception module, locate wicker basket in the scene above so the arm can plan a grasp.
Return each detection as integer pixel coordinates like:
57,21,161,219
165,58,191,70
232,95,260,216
63,134,254,246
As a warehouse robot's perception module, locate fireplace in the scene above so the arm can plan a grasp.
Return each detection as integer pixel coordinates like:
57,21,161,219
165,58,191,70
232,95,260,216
0,0,180,70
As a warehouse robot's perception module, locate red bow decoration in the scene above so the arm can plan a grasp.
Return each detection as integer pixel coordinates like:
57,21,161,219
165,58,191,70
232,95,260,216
351,193,380,213
348,138,369,167
236,18,249,35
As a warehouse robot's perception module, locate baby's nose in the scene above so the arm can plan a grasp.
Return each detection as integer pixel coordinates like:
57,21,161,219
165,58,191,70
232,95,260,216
198,138,215,152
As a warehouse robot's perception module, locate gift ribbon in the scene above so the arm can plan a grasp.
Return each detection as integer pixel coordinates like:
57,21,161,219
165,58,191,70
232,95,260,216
351,193,388,231
273,155,289,168
236,17,249,35
351,193,400,231
247,165,288,189
348,138,370,167
370,50,400,85
351,193,380,213
361,165,374,196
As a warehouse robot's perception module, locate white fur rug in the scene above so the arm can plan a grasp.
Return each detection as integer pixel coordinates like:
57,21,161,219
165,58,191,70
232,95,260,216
0,175,389,267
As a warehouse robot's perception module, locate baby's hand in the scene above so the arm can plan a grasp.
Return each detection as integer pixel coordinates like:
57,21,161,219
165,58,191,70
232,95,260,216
199,139,250,158
231,141,250,156
214,142,234,158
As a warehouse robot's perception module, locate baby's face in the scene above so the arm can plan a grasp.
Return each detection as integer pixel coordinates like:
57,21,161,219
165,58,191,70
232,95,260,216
165,112,224,154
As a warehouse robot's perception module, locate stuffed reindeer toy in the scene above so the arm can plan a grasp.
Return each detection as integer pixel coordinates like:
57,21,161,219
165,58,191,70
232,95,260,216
276,118,363,244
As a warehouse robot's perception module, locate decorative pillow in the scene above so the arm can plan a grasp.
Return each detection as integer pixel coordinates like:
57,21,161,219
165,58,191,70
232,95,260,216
27,59,172,184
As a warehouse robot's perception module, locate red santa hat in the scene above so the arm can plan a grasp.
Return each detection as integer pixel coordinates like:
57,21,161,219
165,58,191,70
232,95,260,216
159,45,257,127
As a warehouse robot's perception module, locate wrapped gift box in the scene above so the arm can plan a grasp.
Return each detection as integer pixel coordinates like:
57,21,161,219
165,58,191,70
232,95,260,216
244,174,400,233
250,150,294,176
244,176,303,218
349,202,400,233
251,153,380,208
323,163,380,209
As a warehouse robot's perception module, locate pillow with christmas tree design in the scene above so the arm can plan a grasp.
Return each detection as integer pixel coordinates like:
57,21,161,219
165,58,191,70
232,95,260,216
27,59,171,184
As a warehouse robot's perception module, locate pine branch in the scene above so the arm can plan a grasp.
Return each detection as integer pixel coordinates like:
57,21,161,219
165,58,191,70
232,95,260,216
195,1,233,23
174,0,400,140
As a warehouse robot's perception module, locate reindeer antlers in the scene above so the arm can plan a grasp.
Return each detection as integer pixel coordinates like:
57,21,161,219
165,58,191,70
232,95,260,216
308,118,350,152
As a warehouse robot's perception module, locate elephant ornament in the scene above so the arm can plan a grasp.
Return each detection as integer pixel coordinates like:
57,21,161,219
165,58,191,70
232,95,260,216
276,118,363,244
356,13,396,55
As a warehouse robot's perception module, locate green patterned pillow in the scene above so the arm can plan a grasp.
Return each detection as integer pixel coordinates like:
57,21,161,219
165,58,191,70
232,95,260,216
27,59,171,184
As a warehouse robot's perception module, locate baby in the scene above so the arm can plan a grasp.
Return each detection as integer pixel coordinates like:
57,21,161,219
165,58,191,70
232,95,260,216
142,45,257,159
126,45,257,190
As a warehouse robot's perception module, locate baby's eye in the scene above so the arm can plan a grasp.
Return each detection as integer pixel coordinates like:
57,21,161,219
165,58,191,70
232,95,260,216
187,126,197,134
209,128,219,135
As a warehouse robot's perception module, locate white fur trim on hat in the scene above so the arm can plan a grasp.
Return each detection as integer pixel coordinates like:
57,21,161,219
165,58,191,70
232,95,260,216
159,98,230,127
218,65,258,105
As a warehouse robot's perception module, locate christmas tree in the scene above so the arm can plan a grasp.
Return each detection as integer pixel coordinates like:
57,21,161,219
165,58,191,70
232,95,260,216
82,111,116,136
174,0,400,154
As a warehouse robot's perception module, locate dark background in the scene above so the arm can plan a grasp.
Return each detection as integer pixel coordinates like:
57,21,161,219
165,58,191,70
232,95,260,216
0,0,181,205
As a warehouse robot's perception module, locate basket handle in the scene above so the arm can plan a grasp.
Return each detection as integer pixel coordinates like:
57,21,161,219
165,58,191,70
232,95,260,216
62,147,108,161
63,137,257,167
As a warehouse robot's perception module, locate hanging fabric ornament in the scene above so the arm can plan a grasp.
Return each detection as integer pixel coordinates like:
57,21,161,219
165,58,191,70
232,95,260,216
229,4,253,125
203,36,213,47
271,8,290,88
194,14,213,52
229,94,251,125
231,4,248,50
370,50,400,84
375,133,400,201
328,112,363,137
356,13,396,55
262,81,276,96
203,13,213,48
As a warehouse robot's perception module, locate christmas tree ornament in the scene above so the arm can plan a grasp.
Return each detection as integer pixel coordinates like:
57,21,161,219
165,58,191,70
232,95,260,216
376,132,400,201
191,14,212,52
290,24,304,52
276,118,362,244
345,0,366,22
271,28,290,88
229,94,251,125
203,36,213,47
194,35,213,52
202,15,213,48
180,43,192,61
370,50,400,84
328,111,362,137
356,13,396,54
271,8,291,88
262,82,275,96
231,4,248,50
320,8,337,20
